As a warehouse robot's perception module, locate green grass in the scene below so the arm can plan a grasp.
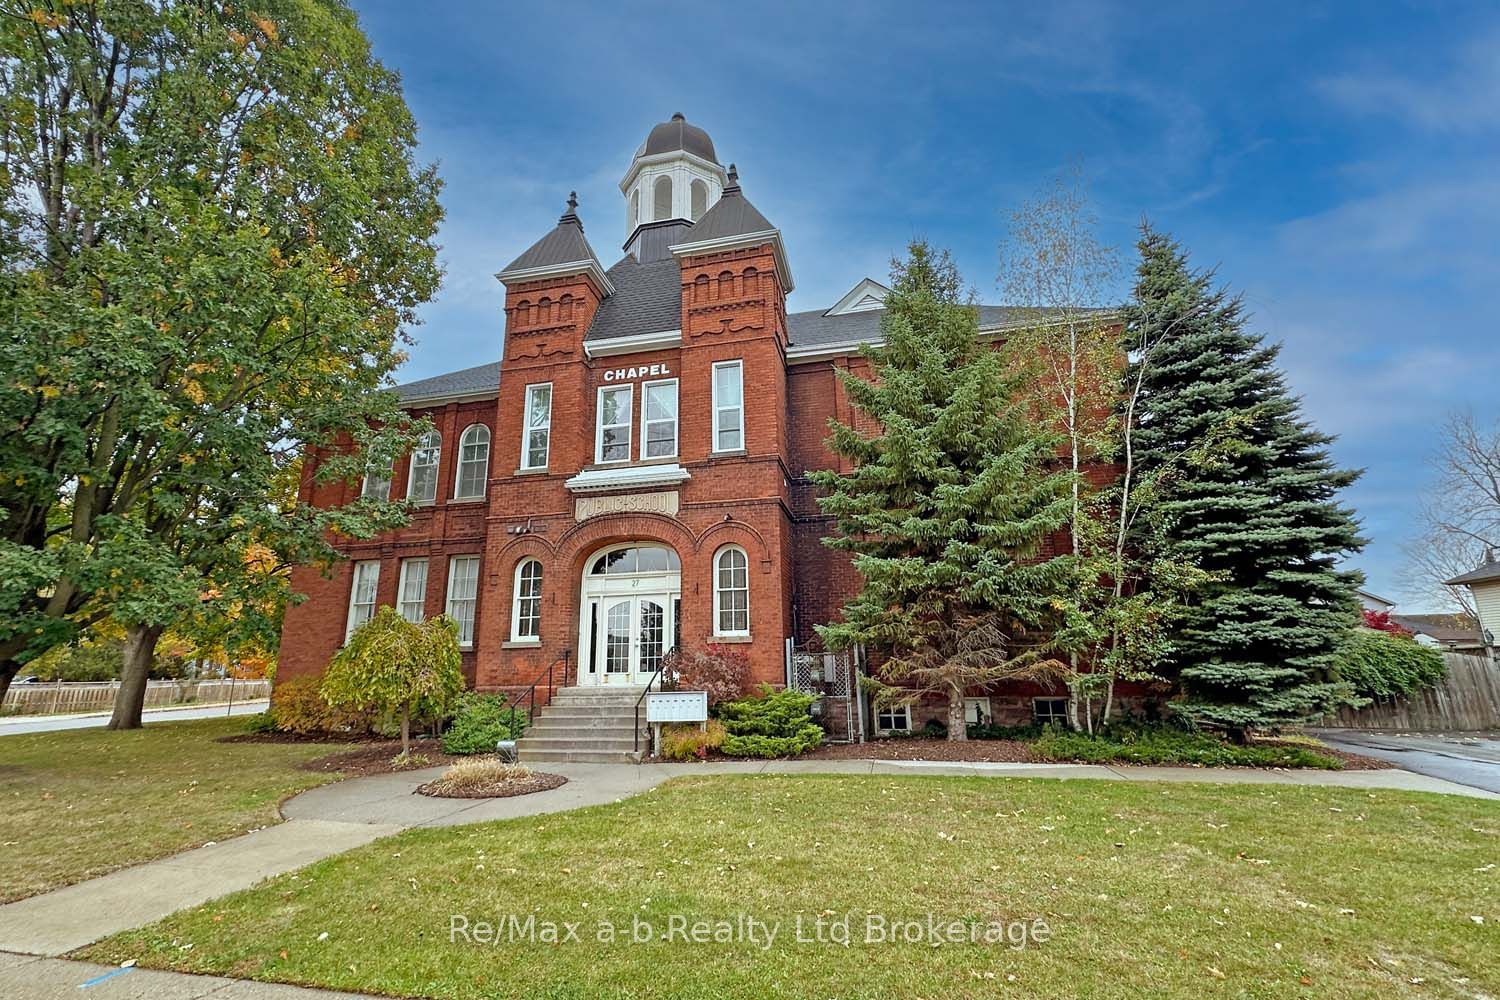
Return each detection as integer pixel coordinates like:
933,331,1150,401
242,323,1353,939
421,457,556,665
0,717,343,902
83,774,1498,999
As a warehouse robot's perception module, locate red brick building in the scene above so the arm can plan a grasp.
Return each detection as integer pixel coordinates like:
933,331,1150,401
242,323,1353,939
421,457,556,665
278,114,1079,742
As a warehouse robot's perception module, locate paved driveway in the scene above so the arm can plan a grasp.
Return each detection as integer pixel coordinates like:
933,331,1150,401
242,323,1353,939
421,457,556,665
0,700,268,736
1313,729,1500,794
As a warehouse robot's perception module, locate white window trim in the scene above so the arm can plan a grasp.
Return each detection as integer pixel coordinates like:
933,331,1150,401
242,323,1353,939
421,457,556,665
964,696,992,727
445,555,480,649
711,360,744,453
640,378,679,460
453,424,490,500
510,558,543,643
876,703,911,733
406,430,441,505
361,465,391,500
520,383,552,470
595,384,634,465
396,558,428,623
712,544,750,637
345,560,380,643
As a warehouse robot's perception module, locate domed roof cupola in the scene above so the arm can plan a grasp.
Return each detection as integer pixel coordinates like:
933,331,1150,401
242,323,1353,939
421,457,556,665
620,112,729,248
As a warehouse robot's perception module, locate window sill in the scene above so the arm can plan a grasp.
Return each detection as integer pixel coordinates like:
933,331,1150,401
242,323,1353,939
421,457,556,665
710,633,752,644
513,466,549,476
502,639,542,649
710,448,748,458
449,496,485,505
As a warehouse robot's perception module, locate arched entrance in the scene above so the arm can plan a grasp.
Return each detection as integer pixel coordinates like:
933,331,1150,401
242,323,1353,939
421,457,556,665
576,543,681,686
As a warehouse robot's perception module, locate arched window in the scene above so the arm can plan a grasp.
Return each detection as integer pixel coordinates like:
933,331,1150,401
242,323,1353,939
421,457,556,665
454,424,490,500
653,175,673,221
713,546,749,636
690,179,708,221
406,430,441,503
589,545,681,576
630,188,640,230
511,558,543,641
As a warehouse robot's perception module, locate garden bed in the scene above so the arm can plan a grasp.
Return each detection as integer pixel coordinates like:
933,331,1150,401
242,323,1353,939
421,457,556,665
296,738,463,777
416,771,567,799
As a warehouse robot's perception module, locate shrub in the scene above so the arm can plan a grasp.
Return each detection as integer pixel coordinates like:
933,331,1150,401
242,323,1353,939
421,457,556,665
717,685,823,758
920,718,948,739
668,644,752,706
1032,724,1340,769
1334,629,1447,701
441,692,528,755
659,720,727,761
243,710,277,734
967,721,1043,741
269,675,370,735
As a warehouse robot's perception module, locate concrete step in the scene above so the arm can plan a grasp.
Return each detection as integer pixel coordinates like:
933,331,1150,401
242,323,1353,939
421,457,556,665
518,748,641,764
527,720,638,736
517,735,638,752
548,691,647,705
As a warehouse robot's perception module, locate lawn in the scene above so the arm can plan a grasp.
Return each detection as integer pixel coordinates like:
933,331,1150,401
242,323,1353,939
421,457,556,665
0,717,343,902
84,774,1498,1000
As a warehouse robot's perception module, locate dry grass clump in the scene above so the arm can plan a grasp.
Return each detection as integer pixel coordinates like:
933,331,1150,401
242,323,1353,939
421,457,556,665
427,756,533,793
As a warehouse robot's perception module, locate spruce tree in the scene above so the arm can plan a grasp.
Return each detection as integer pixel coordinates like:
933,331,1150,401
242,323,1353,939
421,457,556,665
1126,227,1364,738
813,242,1074,739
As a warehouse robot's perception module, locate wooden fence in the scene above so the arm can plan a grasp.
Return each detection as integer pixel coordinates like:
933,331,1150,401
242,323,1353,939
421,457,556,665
2,678,270,717
1323,651,1500,731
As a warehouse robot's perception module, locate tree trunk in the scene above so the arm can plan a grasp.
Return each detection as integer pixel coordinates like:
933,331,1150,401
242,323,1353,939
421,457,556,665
1101,679,1116,726
0,659,19,710
947,687,967,741
108,623,164,730
400,703,411,755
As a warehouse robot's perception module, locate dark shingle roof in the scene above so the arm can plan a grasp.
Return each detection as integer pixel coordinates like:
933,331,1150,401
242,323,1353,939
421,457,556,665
1390,613,1483,646
585,256,683,343
786,304,1036,350
639,113,718,163
1446,559,1500,586
499,195,603,275
680,168,774,243
394,361,500,403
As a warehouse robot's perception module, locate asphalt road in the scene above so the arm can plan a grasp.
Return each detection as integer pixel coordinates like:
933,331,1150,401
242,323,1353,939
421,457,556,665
0,699,268,736
1314,729,1500,794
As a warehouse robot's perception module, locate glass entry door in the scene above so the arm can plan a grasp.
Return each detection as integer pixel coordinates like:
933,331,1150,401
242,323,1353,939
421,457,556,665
596,595,674,685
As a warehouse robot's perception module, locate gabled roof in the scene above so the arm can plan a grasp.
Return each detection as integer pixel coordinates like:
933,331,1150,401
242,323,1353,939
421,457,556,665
668,165,793,292
496,194,614,294
1390,613,1483,646
584,255,683,344
825,278,890,316
394,361,501,404
1446,557,1500,587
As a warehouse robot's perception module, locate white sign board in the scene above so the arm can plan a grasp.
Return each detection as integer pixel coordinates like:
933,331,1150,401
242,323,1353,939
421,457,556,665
645,690,708,723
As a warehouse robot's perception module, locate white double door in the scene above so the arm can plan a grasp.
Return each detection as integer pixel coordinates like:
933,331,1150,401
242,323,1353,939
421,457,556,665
585,591,678,685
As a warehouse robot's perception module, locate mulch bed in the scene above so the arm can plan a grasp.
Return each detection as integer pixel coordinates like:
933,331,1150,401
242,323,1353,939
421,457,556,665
416,772,568,799
218,730,375,746
805,737,1044,763
295,739,464,777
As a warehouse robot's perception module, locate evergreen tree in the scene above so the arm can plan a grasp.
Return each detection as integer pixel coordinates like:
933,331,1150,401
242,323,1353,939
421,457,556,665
813,242,1074,740
1126,227,1364,738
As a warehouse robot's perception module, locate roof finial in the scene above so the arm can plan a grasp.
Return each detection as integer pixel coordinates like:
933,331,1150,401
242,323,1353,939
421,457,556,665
671,111,685,122
727,163,739,186
566,191,578,213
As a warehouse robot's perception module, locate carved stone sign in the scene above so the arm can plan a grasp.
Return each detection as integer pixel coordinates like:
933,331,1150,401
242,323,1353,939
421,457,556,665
575,490,680,522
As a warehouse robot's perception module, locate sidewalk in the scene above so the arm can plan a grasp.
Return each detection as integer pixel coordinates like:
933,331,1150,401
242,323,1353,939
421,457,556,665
0,951,365,999
0,699,269,735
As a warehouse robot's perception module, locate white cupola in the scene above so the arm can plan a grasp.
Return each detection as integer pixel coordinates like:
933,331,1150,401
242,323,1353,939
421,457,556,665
619,112,728,243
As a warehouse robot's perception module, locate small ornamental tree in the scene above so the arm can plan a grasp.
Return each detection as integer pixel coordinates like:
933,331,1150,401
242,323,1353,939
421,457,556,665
813,242,1076,740
320,608,463,755
1361,610,1414,637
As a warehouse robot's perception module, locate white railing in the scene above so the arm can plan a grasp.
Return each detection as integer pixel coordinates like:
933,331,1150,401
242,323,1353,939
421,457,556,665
2,678,270,716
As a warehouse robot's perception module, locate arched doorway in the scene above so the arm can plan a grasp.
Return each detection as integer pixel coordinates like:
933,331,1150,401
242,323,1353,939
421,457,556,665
577,543,681,686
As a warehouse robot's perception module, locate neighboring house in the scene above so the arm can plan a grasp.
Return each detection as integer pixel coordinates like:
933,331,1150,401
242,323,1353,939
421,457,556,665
1389,613,1484,651
1358,588,1396,613
1445,549,1500,654
277,114,1108,740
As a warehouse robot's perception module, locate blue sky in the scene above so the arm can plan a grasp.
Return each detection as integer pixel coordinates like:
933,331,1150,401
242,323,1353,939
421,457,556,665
357,1,1499,610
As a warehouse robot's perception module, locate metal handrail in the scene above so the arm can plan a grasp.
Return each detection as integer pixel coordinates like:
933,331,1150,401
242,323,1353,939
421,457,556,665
504,650,572,734
633,665,665,756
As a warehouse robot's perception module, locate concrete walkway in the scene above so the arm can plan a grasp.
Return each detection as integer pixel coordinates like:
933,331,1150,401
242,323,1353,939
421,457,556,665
0,699,269,736
0,755,1493,990
0,951,365,999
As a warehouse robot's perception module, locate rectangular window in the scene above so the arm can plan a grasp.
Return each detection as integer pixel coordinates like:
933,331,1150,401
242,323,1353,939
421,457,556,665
446,556,480,647
642,379,678,459
876,704,911,733
596,385,633,463
345,560,380,642
361,464,391,500
407,431,441,504
396,558,428,623
964,697,992,727
522,383,552,470
1033,697,1069,727
712,360,743,452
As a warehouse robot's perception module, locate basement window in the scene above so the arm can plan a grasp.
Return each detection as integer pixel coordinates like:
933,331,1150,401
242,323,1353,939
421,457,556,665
1033,698,1069,727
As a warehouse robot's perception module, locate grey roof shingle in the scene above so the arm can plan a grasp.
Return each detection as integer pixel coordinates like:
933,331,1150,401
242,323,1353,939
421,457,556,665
584,255,683,342
786,304,1038,350
394,361,500,403
1389,613,1483,646
1446,559,1500,586
499,196,603,275
678,170,775,244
